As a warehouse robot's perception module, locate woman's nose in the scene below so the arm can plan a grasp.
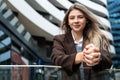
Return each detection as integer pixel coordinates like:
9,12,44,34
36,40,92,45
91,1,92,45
74,18,79,23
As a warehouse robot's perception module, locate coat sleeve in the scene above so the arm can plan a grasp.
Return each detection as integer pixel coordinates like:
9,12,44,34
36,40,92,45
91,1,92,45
51,35,80,74
92,50,112,72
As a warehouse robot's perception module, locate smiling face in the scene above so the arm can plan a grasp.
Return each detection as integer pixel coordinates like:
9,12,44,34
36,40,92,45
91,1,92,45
68,9,87,33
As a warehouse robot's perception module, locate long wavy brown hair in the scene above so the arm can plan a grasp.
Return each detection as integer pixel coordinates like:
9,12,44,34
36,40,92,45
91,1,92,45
61,3,110,52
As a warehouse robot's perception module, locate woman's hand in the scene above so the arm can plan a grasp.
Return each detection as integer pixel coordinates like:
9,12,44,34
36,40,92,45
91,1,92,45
75,52,84,64
83,44,101,66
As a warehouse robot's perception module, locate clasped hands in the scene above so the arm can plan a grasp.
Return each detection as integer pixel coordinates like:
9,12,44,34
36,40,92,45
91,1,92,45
82,44,101,66
76,44,101,66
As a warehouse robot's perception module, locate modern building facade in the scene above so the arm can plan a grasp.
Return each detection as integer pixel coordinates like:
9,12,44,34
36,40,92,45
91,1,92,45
107,0,120,68
0,0,116,80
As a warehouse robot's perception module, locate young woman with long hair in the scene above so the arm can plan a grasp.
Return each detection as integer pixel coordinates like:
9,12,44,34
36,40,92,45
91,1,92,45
51,3,112,80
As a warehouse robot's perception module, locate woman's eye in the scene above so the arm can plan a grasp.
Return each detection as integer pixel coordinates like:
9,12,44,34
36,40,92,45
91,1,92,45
78,16,84,18
69,17,74,19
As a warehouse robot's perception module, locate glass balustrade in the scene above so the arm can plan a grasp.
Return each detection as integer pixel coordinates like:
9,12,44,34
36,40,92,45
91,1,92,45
0,65,120,80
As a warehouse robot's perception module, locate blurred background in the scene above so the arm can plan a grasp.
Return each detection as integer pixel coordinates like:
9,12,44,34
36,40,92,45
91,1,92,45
0,0,120,80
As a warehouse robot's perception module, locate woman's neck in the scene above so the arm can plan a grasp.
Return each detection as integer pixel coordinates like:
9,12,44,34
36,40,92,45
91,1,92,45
72,30,83,42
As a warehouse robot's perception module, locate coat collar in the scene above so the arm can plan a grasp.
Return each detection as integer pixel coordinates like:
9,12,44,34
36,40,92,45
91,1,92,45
64,32,77,54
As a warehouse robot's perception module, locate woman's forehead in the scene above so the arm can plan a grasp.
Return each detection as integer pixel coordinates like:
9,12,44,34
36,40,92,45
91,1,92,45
69,9,84,16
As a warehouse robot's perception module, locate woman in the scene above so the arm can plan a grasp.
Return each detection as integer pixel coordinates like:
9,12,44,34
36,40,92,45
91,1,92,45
51,3,112,80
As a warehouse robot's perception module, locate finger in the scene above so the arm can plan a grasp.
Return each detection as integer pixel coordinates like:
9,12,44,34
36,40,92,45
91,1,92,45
91,52,101,59
94,47,100,52
84,48,94,54
84,44,96,53
92,57,100,63
85,43,95,49
85,57,99,66
84,54,93,60
86,62,93,66
84,55,93,65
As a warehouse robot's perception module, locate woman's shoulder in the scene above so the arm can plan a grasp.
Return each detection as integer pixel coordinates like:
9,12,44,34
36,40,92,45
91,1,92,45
54,32,72,41
54,34,66,40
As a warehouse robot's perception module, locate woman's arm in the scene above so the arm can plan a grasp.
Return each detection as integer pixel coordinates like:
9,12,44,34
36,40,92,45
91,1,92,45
92,50,112,72
51,35,80,74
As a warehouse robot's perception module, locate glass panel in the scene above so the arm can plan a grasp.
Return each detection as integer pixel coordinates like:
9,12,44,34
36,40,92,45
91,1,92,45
10,17,18,26
0,31,4,36
3,9,12,19
0,2,7,13
24,32,31,41
0,65,120,80
0,65,61,80
91,69,120,80
1,37,11,46
17,24,25,34
0,50,11,62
